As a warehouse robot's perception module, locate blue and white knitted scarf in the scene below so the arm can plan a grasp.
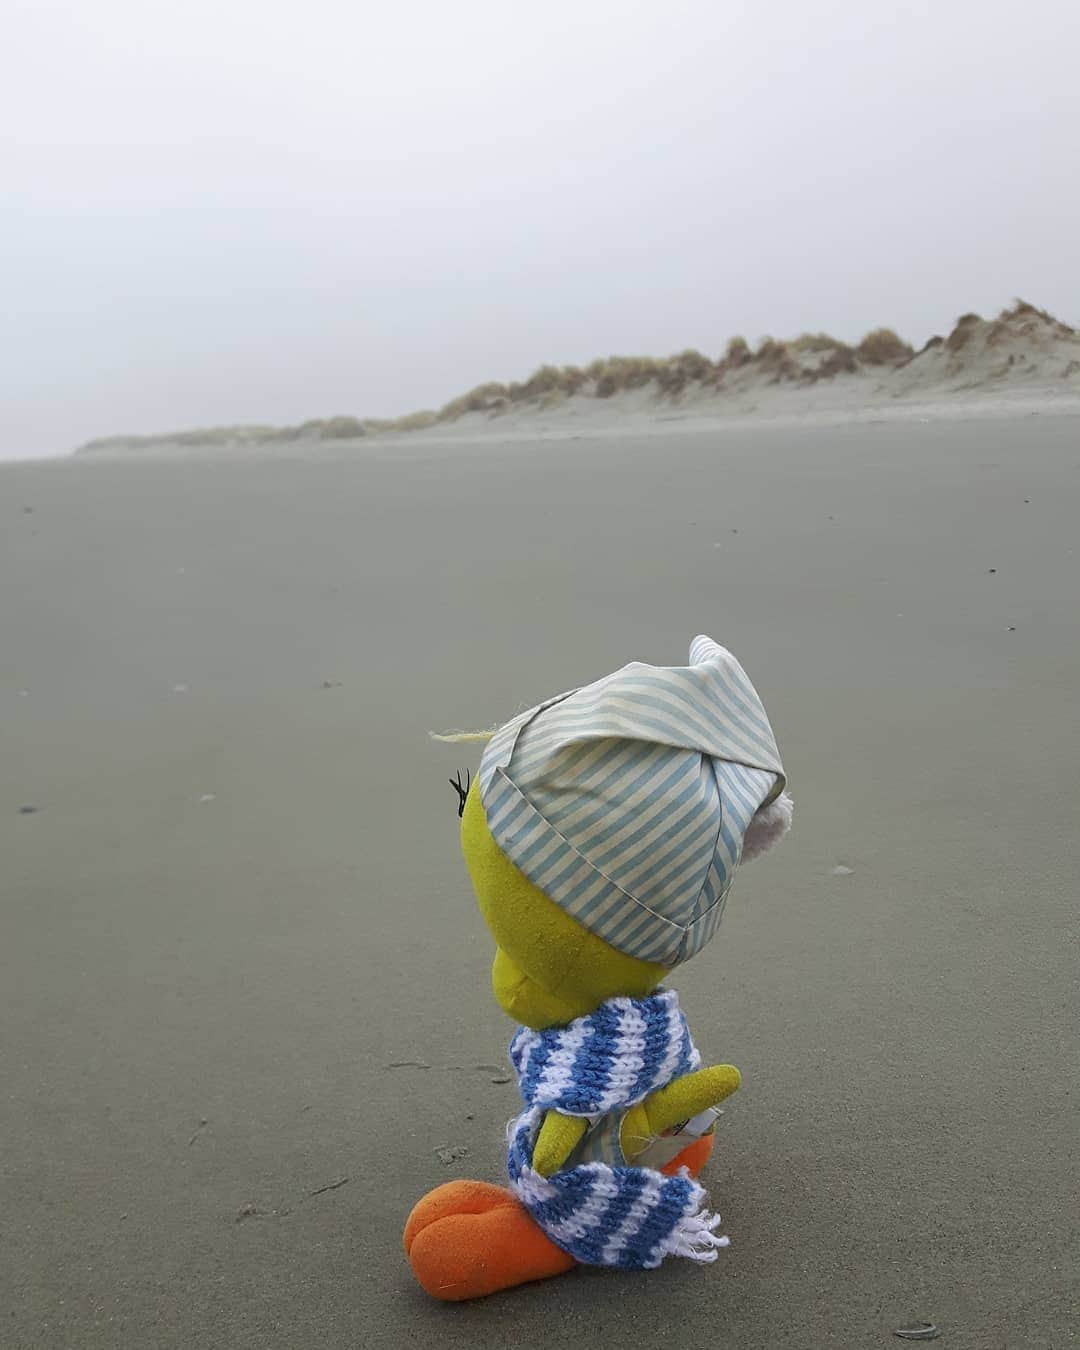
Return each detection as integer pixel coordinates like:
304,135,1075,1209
506,989,728,1270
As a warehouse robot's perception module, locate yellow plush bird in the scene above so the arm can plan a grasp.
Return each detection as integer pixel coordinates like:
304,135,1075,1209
404,635,792,1300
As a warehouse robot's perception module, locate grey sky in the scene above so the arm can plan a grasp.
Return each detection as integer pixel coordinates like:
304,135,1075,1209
4,0,1078,457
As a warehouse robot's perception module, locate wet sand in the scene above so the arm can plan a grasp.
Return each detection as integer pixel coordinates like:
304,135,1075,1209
3,418,1078,1349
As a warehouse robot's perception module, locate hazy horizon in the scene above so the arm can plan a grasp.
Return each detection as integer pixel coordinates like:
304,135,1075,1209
5,0,1079,459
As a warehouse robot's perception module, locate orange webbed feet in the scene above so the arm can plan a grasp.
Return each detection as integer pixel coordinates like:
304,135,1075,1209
404,1180,575,1301
403,1135,715,1302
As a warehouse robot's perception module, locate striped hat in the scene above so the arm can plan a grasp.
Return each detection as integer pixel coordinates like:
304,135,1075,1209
478,635,786,967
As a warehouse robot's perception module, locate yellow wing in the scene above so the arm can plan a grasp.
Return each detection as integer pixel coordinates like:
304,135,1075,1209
531,1063,741,1177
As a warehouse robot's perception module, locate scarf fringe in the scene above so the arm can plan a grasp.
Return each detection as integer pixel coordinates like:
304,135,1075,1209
663,1206,730,1264
646,1169,729,1266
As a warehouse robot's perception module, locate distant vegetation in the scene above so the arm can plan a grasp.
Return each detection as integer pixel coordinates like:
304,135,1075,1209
78,301,1076,452
80,415,369,452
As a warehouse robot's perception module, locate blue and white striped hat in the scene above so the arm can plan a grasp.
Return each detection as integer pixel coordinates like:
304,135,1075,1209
478,635,787,967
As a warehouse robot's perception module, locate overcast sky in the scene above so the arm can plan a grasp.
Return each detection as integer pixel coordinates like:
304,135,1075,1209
4,0,1078,457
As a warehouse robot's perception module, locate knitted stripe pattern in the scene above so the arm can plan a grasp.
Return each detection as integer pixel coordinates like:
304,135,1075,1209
506,989,729,1271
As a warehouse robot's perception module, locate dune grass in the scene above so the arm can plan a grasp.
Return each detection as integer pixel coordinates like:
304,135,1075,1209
77,301,1074,452
855,329,912,365
367,300,1069,430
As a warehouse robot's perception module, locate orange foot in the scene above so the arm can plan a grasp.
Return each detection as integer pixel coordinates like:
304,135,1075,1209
403,1134,714,1302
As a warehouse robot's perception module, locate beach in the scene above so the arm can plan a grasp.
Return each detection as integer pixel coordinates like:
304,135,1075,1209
3,415,1078,1349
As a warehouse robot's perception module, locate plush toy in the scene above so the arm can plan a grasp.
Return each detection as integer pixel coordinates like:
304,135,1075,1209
404,635,792,1301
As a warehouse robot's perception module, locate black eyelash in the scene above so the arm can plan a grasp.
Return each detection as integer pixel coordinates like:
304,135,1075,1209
450,769,470,818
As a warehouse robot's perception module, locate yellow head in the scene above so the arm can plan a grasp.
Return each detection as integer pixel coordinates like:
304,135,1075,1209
460,781,665,1030
448,633,790,1034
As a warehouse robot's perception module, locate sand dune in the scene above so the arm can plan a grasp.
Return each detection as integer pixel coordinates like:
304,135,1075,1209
77,301,1080,455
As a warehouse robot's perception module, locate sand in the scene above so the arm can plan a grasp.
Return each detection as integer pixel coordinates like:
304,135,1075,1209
3,417,1078,1349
